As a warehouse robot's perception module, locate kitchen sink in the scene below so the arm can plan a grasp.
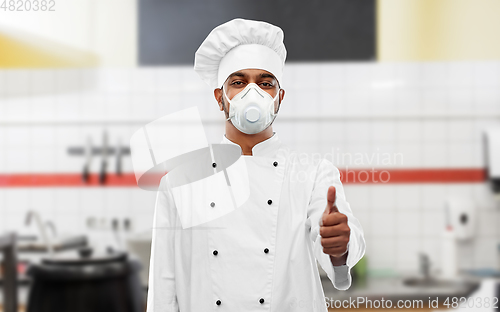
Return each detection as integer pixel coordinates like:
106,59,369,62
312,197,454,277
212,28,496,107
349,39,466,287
17,235,88,253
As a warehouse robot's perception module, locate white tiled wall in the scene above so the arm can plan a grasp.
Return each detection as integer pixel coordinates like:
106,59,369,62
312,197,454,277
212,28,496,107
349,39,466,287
1,61,499,275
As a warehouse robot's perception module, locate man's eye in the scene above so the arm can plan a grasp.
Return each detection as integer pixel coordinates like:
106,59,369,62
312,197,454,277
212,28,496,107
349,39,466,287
231,81,244,85
261,82,273,87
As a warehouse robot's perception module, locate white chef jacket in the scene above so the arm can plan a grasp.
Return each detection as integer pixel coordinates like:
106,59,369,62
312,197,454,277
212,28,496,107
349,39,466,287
146,132,365,312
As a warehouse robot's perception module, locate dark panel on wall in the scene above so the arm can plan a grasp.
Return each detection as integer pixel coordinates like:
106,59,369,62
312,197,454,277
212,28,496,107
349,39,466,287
138,0,375,65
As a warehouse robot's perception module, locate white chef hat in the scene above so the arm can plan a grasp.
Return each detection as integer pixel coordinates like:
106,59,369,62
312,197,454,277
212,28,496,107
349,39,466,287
194,18,287,89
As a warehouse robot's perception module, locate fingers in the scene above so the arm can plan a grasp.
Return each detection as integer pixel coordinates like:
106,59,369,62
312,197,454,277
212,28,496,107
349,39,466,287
325,186,338,214
321,224,350,258
319,220,350,238
323,246,348,258
320,191,350,258
320,235,349,248
321,211,348,227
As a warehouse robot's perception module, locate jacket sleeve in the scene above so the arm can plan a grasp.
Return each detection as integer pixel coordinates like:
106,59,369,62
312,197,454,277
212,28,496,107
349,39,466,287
146,175,179,311
306,158,366,290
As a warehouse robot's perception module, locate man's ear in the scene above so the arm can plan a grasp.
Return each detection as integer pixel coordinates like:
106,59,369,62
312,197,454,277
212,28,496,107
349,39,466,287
214,88,223,111
279,88,285,103
275,88,285,114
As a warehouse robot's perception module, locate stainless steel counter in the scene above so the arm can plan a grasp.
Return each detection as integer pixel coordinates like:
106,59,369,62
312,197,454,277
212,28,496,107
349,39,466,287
322,275,481,303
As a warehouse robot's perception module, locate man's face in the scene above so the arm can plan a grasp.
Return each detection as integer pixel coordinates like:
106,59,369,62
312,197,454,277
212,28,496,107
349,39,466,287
215,68,284,119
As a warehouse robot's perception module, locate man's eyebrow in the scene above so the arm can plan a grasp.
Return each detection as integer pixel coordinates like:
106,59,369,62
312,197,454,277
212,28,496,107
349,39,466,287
228,72,246,79
228,72,276,79
260,73,276,80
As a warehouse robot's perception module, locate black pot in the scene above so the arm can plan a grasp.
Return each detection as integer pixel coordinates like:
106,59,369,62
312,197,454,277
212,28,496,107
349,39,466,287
26,250,144,312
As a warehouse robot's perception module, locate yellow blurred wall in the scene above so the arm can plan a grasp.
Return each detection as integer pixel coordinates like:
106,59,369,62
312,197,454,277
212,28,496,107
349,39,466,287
0,31,98,68
0,0,137,68
377,0,500,61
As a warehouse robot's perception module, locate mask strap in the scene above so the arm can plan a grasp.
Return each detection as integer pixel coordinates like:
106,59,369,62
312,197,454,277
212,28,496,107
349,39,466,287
222,87,232,105
222,88,234,121
273,89,280,102
270,89,281,117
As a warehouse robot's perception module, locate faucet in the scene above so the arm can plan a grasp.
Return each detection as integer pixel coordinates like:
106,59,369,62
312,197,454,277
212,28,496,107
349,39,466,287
419,253,431,280
45,221,57,238
116,139,123,176
99,130,108,185
25,210,54,256
82,136,93,183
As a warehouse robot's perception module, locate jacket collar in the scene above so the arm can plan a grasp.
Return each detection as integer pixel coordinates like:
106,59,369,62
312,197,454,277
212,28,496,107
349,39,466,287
221,132,281,157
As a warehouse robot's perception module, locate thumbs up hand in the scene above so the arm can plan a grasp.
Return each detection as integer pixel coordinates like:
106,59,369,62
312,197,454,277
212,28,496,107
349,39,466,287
320,186,350,264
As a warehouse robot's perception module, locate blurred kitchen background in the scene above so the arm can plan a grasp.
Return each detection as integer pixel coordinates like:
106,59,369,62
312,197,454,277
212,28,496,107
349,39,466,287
1,0,500,311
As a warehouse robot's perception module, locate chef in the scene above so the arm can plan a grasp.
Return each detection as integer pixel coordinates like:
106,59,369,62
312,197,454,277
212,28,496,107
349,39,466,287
146,18,365,312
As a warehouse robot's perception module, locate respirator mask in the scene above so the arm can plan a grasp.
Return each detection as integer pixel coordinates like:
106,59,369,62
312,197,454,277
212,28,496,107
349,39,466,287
223,83,280,135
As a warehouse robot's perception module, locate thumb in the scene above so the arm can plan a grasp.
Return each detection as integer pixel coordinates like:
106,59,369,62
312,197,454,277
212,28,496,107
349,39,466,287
325,186,338,214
